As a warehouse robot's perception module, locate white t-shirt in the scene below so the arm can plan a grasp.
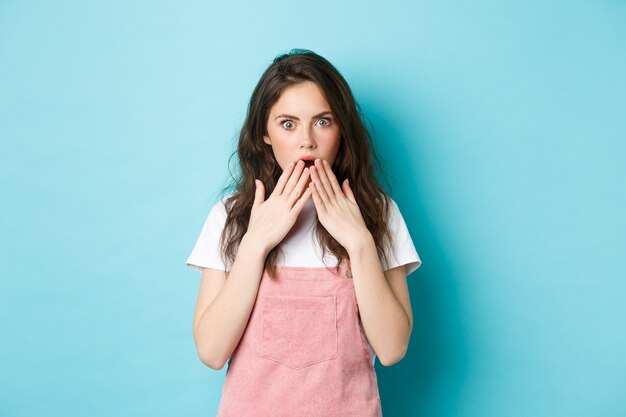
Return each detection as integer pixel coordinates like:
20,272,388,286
186,194,422,365
187,195,421,274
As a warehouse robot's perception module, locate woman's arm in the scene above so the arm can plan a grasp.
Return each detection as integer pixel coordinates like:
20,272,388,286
305,160,413,366
347,232,413,367
192,233,271,370
192,162,313,369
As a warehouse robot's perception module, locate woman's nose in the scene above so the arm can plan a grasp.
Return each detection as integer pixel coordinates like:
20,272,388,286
299,128,316,148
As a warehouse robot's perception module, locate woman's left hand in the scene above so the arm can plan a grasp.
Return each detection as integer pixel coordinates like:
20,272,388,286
308,159,371,252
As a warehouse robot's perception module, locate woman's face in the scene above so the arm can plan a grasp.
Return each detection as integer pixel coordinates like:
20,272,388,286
264,81,341,177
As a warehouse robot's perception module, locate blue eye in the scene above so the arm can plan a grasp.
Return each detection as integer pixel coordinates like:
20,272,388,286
318,118,331,126
282,120,295,129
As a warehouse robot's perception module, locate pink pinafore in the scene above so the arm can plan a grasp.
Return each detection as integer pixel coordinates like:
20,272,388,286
216,258,383,417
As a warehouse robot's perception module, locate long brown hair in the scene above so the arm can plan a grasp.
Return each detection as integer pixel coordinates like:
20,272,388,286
218,48,394,280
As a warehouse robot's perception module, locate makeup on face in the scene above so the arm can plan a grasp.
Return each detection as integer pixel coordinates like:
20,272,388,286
264,81,341,172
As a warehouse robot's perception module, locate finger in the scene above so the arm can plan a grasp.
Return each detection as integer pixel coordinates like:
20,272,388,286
321,159,343,197
274,161,297,195
342,179,356,203
282,160,306,196
253,179,265,208
288,167,310,205
309,181,326,212
313,159,334,199
310,165,330,206
292,184,313,213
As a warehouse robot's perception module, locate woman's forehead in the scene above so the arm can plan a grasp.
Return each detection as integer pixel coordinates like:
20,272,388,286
269,81,331,116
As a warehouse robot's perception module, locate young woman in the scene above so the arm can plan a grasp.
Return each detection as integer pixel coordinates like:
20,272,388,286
186,49,422,416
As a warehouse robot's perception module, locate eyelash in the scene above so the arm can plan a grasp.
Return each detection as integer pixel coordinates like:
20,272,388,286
281,118,332,129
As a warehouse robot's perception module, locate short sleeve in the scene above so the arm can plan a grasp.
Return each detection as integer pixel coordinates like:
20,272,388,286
185,198,232,273
380,198,422,276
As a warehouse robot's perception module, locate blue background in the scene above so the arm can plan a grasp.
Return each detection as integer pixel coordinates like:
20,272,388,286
1,1,625,416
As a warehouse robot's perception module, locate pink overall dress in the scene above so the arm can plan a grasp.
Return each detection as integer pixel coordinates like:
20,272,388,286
216,258,383,417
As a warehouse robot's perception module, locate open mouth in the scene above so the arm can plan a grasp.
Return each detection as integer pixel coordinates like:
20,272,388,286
302,160,315,168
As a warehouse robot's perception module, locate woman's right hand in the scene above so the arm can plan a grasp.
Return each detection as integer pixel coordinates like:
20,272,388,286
246,160,312,252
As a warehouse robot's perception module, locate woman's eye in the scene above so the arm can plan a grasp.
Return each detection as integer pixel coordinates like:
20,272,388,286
282,120,295,129
318,118,331,127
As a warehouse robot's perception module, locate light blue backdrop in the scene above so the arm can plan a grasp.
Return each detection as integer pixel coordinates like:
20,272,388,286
1,1,624,416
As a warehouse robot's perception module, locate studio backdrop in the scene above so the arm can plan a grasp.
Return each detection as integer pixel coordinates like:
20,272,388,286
1,1,624,416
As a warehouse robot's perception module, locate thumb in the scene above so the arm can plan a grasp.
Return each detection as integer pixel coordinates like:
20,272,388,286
343,179,356,203
253,179,265,208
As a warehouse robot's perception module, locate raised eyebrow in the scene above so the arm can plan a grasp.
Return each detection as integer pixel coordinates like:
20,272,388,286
274,111,333,121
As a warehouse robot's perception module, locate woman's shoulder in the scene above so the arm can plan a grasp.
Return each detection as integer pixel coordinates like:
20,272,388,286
387,196,404,216
376,193,402,222
211,192,236,214
202,192,234,229
377,194,423,274
383,195,413,230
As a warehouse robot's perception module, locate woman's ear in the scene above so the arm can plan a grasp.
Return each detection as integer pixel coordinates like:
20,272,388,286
263,135,271,145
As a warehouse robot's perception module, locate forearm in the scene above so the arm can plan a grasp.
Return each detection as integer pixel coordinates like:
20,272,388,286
347,233,411,366
193,234,269,369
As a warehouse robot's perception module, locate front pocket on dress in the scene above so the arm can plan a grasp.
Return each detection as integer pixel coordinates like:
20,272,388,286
260,296,338,370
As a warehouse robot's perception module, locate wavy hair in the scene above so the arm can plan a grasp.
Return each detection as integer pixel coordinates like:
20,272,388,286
218,48,394,280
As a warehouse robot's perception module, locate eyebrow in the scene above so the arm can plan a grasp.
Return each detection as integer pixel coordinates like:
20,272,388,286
274,111,333,121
